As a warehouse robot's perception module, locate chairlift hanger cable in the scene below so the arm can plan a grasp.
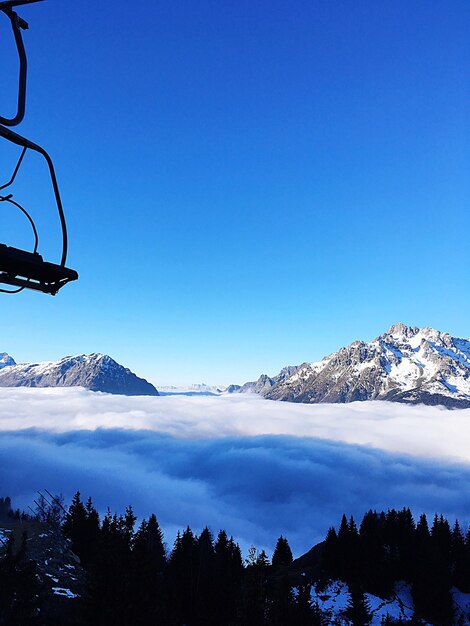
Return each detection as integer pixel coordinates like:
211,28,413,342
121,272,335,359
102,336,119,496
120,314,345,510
0,0,78,295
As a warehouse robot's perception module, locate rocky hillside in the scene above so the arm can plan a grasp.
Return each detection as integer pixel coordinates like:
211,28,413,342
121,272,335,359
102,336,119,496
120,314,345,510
0,499,86,624
232,323,470,408
237,365,299,395
0,352,158,396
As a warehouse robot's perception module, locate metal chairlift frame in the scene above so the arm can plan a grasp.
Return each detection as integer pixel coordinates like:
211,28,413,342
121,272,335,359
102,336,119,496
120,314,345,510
0,0,78,295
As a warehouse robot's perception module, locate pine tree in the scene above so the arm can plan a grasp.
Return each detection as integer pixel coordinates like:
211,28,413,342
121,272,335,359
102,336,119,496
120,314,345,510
322,526,339,578
240,545,270,626
194,526,215,624
395,508,415,580
212,531,243,624
257,549,270,567
345,586,372,626
451,520,467,591
337,513,359,581
167,526,198,624
272,535,293,567
0,496,12,519
62,491,90,563
293,582,313,625
412,513,454,626
131,514,167,624
288,580,328,626
85,504,135,626
359,509,391,597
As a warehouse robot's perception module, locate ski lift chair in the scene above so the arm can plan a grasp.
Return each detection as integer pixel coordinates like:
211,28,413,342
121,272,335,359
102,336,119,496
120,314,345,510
0,0,78,294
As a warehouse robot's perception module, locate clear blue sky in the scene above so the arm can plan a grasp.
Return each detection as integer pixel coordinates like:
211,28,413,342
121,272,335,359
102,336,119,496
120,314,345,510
1,0,469,386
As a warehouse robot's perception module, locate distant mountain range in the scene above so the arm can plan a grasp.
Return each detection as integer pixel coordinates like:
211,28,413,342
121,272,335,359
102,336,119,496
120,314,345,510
1,323,469,406
0,352,158,396
159,383,225,396
230,323,470,408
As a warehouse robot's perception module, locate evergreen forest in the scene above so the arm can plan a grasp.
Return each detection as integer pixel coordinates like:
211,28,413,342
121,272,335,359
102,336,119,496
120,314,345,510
0,493,469,625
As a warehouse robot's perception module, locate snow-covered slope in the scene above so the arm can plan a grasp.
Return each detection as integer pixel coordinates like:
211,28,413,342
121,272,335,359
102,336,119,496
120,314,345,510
0,353,15,369
0,353,158,396
303,580,470,625
237,324,470,408
304,580,414,625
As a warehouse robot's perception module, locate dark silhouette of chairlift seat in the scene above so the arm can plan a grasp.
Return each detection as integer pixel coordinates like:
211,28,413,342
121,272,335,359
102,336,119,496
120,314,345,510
0,0,78,295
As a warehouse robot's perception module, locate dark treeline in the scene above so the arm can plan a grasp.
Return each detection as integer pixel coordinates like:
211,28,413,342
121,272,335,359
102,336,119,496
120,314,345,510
1,493,469,625
61,492,319,626
62,495,470,626
0,495,32,522
322,507,470,626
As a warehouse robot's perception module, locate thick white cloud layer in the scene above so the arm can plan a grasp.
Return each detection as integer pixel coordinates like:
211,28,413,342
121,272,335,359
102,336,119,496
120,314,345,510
0,387,469,556
1,387,469,461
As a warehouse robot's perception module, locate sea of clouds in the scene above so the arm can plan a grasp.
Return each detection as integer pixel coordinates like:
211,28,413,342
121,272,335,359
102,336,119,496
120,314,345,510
0,387,469,555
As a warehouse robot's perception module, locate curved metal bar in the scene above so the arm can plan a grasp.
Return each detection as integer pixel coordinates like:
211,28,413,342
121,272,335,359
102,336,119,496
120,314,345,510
0,7,28,127
0,145,27,191
0,283,24,293
0,193,39,253
0,124,68,267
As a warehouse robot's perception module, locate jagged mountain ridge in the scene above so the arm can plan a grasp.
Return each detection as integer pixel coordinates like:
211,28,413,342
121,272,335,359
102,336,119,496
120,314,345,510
237,365,300,395
233,323,470,408
0,352,159,396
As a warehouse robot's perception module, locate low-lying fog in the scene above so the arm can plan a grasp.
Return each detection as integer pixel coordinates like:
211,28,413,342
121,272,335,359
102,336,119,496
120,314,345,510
1,388,468,555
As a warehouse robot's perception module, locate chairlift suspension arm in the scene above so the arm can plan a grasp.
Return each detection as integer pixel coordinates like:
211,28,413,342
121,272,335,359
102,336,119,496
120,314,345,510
0,5,28,126
0,124,68,267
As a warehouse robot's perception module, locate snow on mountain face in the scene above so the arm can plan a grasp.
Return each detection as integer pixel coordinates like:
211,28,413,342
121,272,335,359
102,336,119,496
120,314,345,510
0,353,15,369
0,353,158,396
238,324,470,408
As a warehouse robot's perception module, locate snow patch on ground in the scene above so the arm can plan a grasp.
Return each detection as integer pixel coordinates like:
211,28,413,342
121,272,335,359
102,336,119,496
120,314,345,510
305,580,469,625
45,573,59,583
309,580,414,624
311,580,349,614
52,586,78,599
453,588,470,624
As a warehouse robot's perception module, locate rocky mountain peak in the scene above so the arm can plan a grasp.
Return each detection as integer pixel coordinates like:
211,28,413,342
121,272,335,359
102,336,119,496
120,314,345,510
0,353,15,369
384,323,419,338
236,324,470,408
0,352,158,396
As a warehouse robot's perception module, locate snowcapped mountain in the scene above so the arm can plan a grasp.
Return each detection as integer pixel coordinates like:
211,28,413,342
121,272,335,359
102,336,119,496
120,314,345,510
234,323,470,408
159,383,225,396
0,353,15,369
0,353,158,396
